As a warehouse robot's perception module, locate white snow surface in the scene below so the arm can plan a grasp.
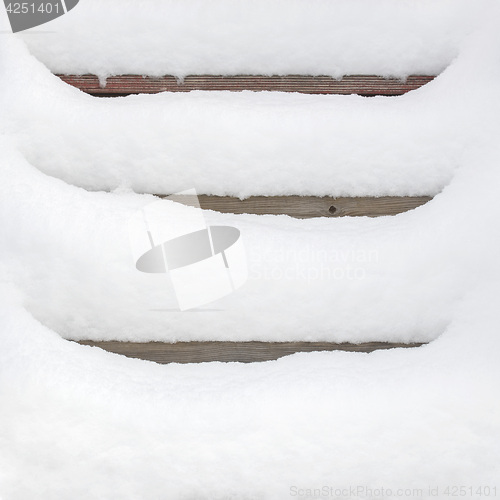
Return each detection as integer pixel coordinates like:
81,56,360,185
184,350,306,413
0,11,491,198
3,0,498,198
19,0,492,80
1,2,500,498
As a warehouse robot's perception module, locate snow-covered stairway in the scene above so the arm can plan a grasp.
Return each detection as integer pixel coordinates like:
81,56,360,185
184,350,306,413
51,72,434,362
3,4,500,493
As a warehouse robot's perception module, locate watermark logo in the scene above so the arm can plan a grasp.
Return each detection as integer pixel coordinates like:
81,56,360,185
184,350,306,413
3,0,79,33
129,189,247,311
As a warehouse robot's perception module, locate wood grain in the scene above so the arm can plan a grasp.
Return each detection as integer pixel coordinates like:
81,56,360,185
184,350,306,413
76,340,426,364
156,194,432,218
57,74,435,97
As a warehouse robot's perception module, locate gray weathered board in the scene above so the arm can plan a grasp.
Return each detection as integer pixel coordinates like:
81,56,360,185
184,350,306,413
77,340,426,364
58,74,435,97
157,194,432,218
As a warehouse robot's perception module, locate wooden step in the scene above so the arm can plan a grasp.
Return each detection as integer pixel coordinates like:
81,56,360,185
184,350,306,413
58,74,435,97
77,340,426,364
157,194,432,218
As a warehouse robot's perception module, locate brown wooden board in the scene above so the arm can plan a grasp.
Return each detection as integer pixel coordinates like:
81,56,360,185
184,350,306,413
155,195,432,218
57,74,435,97
76,340,426,364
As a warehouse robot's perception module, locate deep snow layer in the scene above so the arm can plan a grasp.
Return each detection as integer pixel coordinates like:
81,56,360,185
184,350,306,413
0,9,486,198
1,290,499,499
18,0,492,80
1,2,500,498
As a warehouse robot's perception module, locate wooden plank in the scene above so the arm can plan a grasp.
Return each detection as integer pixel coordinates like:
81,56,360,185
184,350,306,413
57,74,435,97
156,195,432,218
76,340,426,364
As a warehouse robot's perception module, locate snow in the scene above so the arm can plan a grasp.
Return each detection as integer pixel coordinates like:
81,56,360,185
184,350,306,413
1,1,500,498
1,285,500,498
18,0,490,81
0,30,477,198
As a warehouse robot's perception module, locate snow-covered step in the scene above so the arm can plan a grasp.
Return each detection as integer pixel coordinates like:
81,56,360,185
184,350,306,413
57,74,435,97
77,341,426,364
